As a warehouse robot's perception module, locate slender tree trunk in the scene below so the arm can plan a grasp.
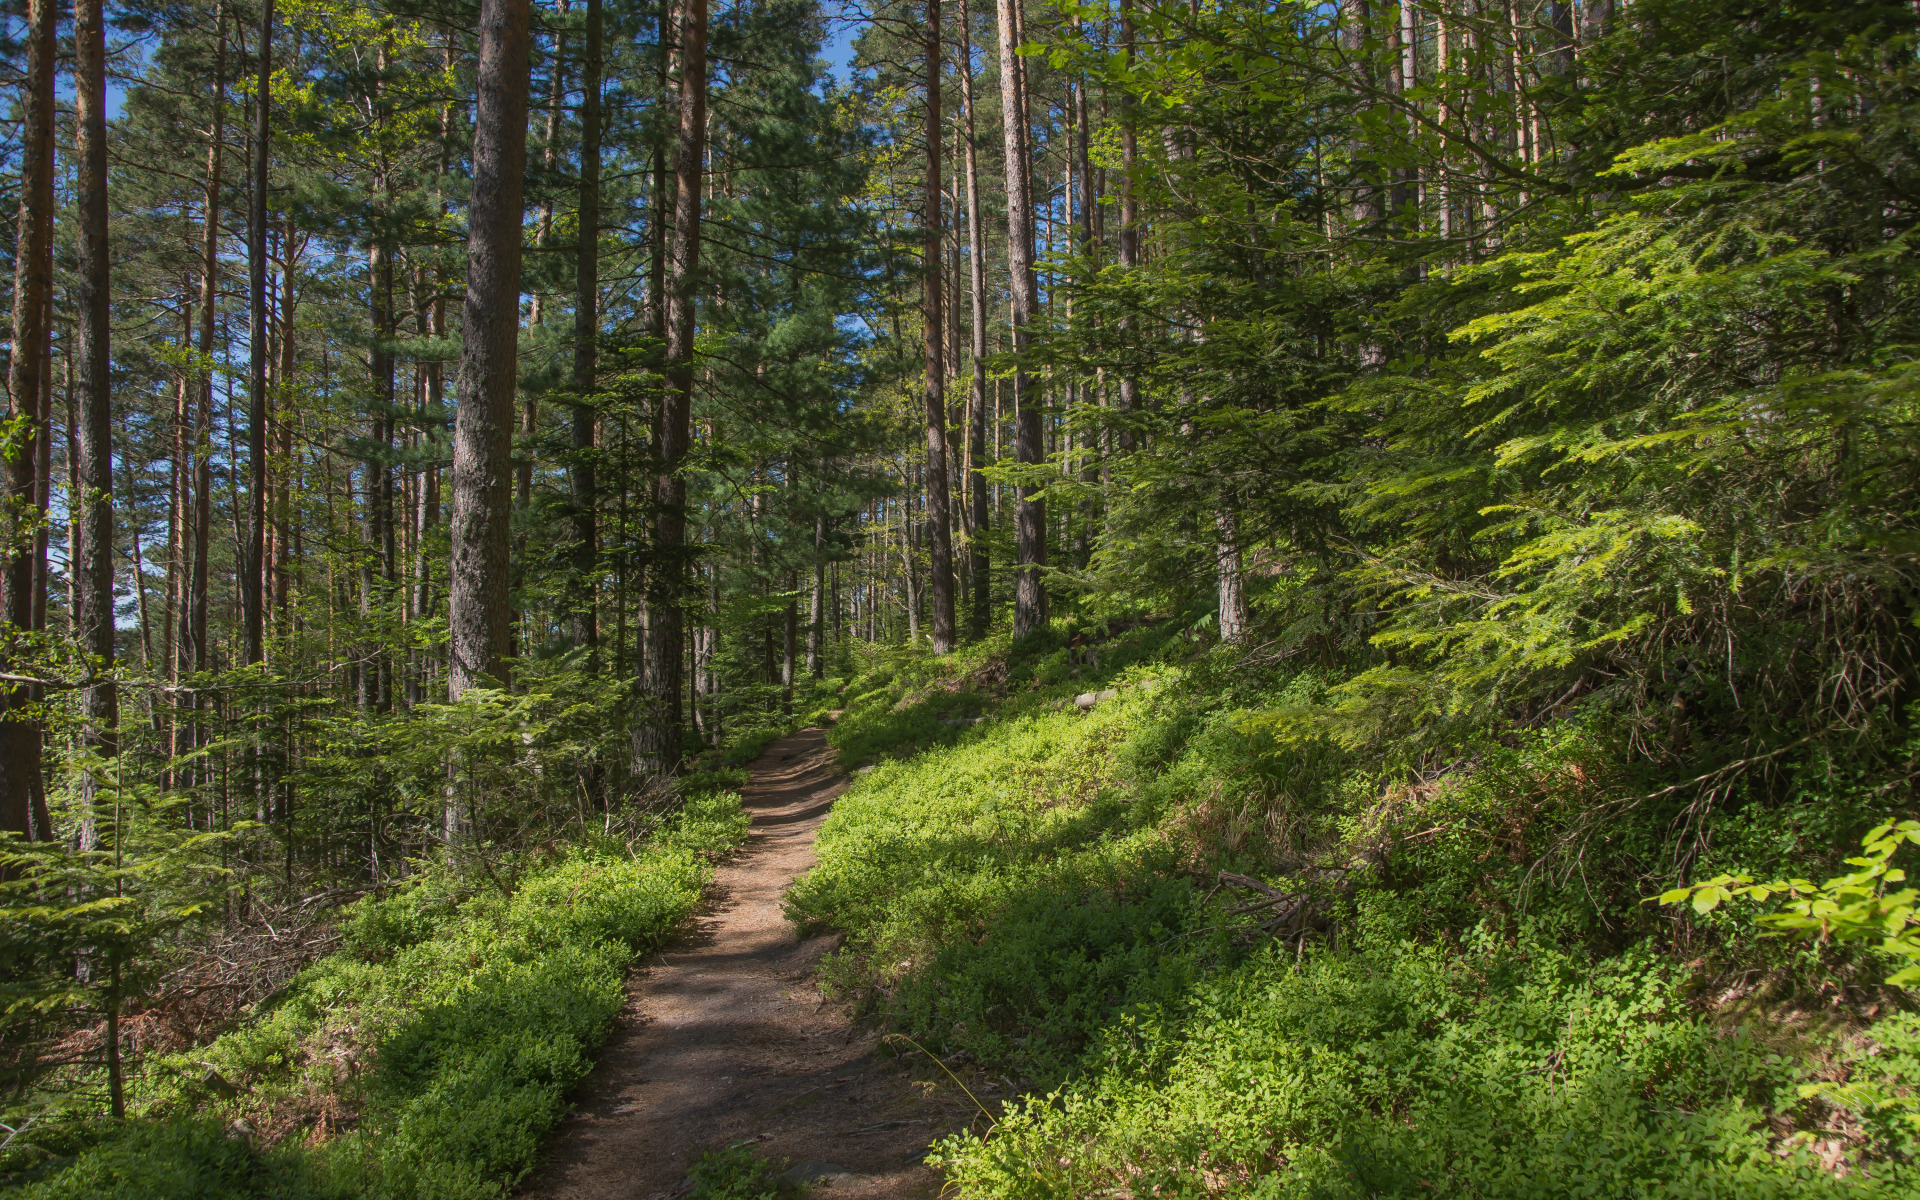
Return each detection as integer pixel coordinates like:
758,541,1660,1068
417,261,445,630
519,25,565,524
74,0,117,767
994,0,1046,639
807,514,825,677
243,0,272,669
1114,0,1141,440
1072,31,1098,569
0,0,56,844
449,0,534,698
781,575,796,716
921,0,956,653
571,0,603,657
1436,2,1451,241
365,241,395,712
32,318,49,642
958,20,990,638
168,306,189,697
1216,509,1247,644
634,0,707,774
274,220,297,619
191,10,226,686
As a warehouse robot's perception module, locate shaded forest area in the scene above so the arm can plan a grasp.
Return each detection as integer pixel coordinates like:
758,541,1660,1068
1,0,1919,1192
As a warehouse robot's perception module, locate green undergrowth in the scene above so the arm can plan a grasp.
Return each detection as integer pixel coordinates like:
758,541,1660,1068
792,620,1920,1198
12,779,751,1200
684,1144,802,1200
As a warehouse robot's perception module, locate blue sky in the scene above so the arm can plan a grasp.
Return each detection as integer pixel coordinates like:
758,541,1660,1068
819,0,863,86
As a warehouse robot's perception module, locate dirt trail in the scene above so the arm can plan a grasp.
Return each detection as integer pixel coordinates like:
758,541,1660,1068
524,727,970,1200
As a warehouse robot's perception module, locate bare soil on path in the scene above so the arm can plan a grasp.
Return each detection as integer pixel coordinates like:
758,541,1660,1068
523,727,972,1200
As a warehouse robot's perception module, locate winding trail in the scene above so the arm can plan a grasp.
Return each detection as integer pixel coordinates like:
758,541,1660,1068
524,727,967,1199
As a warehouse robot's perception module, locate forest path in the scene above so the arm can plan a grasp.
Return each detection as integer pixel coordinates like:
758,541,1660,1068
524,727,967,1200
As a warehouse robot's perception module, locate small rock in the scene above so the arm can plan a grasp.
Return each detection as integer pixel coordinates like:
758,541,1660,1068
225,1118,253,1143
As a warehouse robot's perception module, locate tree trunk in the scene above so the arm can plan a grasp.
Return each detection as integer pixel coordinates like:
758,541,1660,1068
168,304,189,699
0,0,56,844
365,241,394,712
191,9,226,685
634,0,707,774
274,218,297,620
994,0,1046,639
243,0,272,669
958,18,989,638
921,0,956,654
781,577,796,716
449,0,534,698
807,514,825,677
1072,28,1098,569
571,0,603,657
1114,0,1140,439
74,0,117,764
1216,509,1247,644
31,316,49,642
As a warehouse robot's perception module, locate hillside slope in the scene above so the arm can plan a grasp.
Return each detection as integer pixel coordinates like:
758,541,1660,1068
789,623,1920,1199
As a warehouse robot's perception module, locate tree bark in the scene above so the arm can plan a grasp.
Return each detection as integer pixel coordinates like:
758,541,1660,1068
633,0,706,774
921,0,956,654
1114,0,1141,441
274,218,298,620
243,0,272,669
449,0,534,698
994,0,1047,639
191,10,226,684
807,514,825,676
1216,509,1247,644
0,0,55,844
365,241,394,711
958,16,990,638
781,576,796,715
571,0,603,657
74,0,117,762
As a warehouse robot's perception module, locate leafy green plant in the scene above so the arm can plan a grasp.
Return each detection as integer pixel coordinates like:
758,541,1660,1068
685,1145,796,1200
1660,820,1920,986
13,783,751,1200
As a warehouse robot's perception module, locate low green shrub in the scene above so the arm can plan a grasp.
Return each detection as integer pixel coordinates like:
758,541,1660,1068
685,1145,798,1200
796,625,1920,1197
19,783,750,1200
8,1118,327,1200
936,931,1919,1198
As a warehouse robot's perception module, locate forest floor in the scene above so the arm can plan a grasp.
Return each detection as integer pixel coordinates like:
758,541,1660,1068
523,727,973,1200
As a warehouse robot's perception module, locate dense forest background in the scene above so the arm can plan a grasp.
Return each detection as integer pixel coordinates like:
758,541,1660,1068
1,0,1918,1193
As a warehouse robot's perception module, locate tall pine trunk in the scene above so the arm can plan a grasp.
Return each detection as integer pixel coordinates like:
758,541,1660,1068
994,0,1046,639
958,16,989,638
364,241,394,711
243,0,272,669
449,0,534,698
0,0,55,844
191,11,225,686
921,0,956,653
807,515,825,676
571,0,603,658
1114,0,1140,438
1216,509,1247,644
634,0,707,774
74,0,117,767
